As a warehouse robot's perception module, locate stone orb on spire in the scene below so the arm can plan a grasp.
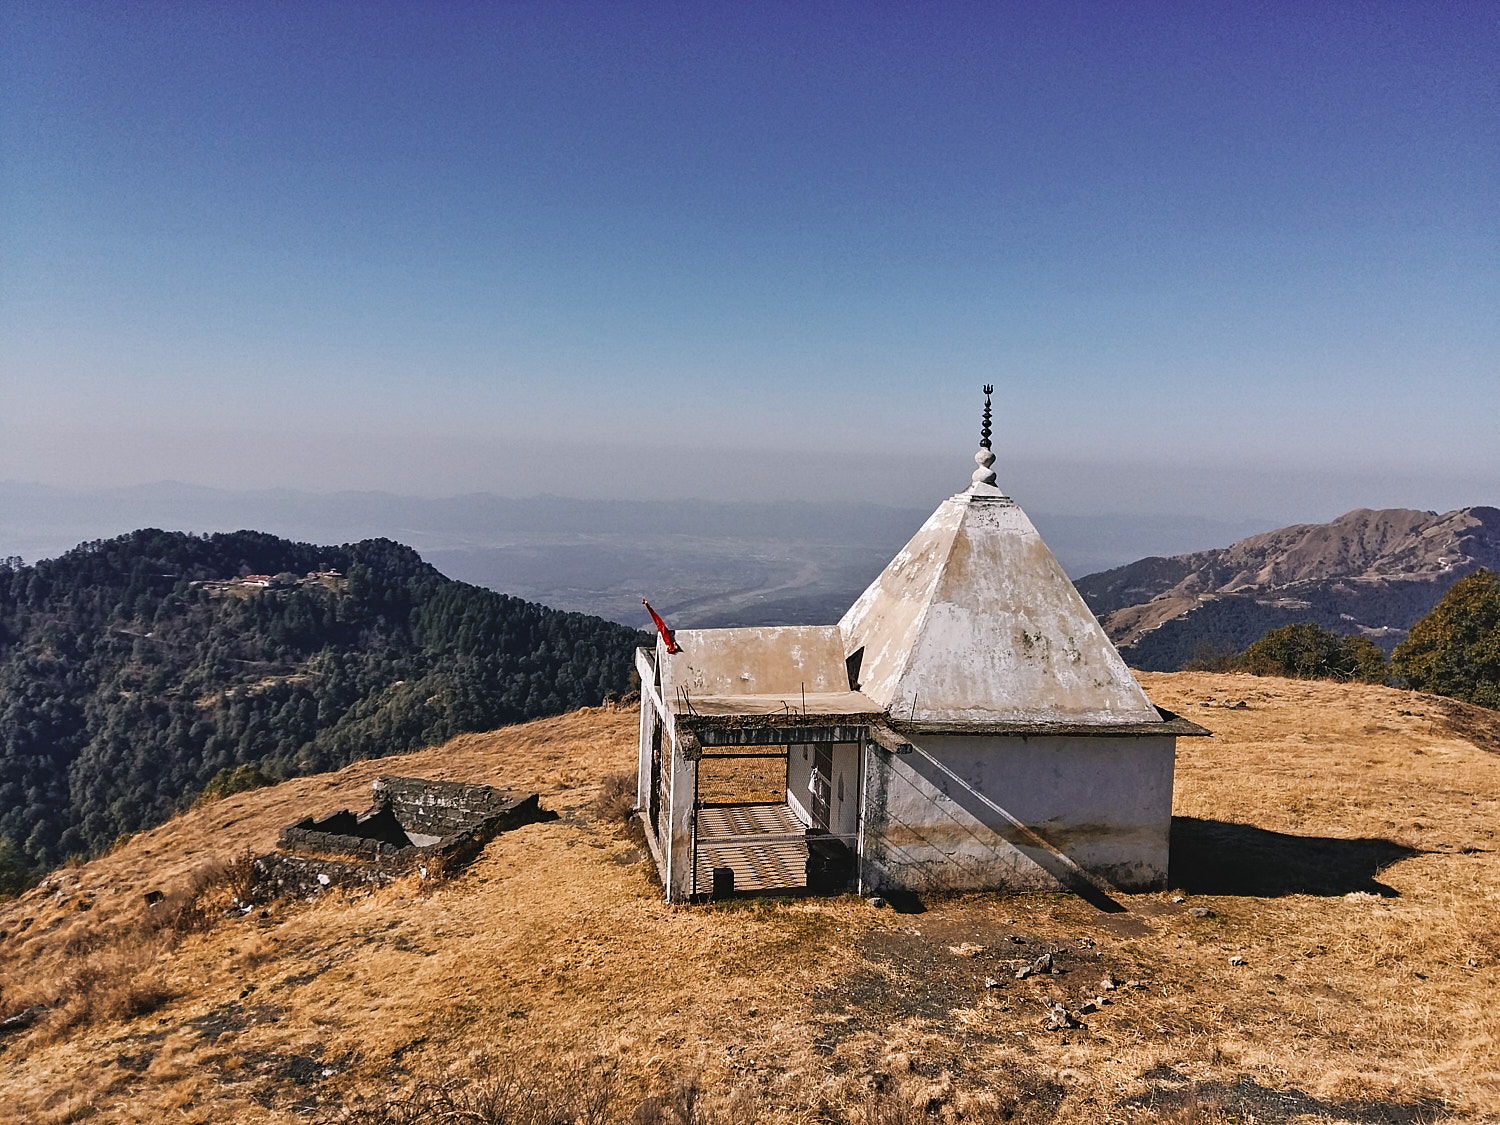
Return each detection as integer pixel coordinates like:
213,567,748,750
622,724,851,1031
968,385,1008,497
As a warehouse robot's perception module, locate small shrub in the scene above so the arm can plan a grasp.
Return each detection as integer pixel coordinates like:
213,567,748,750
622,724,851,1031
1393,568,1500,708
219,848,259,902
197,763,277,804
594,772,638,824
141,851,259,936
417,850,456,888
1182,642,1243,673
1238,622,1388,684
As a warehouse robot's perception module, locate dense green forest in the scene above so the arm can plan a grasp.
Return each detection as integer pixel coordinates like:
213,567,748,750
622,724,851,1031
0,530,647,872
1183,571,1500,710
1115,582,1452,672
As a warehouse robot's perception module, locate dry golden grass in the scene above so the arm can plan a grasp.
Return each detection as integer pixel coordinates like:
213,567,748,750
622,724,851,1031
0,682,1495,1123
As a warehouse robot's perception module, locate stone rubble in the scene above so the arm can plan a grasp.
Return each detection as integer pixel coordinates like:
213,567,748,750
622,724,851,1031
1042,1004,1085,1031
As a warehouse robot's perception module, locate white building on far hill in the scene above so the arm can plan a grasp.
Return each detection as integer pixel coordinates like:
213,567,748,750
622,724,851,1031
636,390,1207,903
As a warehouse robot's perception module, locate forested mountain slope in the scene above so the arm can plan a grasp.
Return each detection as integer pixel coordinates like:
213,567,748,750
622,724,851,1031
0,530,646,869
1074,506,1500,670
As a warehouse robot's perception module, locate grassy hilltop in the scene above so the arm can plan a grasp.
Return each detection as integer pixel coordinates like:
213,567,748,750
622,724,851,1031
0,530,646,871
0,673,1496,1123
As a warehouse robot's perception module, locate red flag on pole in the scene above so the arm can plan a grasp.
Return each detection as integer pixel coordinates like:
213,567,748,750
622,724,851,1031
642,598,680,654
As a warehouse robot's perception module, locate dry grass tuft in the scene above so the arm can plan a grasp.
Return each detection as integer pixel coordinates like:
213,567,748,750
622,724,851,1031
31,940,176,1042
143,849,259,935
228,933,277,971
320,1054,629,1125
594,771,638,824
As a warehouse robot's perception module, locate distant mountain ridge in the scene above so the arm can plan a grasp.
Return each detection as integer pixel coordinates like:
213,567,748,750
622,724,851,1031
1075,506,1500,671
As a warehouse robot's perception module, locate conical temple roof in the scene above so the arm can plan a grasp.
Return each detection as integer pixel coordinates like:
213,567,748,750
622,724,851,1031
839,490,1160,725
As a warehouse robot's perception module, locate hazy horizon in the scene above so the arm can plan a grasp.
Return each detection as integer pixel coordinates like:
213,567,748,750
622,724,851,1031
0,477,1276,629
4,6,1496,526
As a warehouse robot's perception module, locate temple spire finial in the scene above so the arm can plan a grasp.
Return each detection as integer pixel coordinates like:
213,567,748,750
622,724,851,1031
970,385,1003,493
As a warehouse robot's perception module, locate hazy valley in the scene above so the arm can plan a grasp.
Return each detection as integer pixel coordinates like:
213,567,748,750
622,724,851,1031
0,482,1268,630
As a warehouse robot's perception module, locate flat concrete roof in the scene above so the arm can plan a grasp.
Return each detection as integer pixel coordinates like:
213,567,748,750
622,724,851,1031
661,625,849,699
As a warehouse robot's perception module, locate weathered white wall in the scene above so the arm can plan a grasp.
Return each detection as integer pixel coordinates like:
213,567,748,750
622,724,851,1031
786,742,813,826
665,736,697,900
859,735,1175,894
637,649,658,816
840,493,1159,724
829,742,861,837
636,645,700,901
785,741,861,837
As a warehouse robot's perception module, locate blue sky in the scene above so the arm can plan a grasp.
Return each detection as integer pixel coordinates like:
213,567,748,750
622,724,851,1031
3,2,1496,520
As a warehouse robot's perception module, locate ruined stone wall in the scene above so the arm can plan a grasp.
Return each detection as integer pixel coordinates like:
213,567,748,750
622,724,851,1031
372,775,532,837
277,814,418,861
251,851,404,901
264,778,546,899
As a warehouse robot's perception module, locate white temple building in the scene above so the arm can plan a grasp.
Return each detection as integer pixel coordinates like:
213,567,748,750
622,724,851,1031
636,390,1207,902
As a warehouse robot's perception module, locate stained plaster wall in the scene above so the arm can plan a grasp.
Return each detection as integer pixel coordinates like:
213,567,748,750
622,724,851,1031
859,735,1174,895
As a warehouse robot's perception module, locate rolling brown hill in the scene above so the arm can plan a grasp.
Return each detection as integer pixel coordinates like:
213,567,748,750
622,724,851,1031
1075,506,1500,670
0,678,1496,1123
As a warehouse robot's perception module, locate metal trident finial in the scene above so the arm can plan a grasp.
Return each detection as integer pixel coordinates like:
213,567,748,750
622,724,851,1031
980,385,994,450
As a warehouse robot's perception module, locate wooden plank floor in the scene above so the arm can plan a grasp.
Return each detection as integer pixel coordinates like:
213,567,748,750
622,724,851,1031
696,803,808,894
